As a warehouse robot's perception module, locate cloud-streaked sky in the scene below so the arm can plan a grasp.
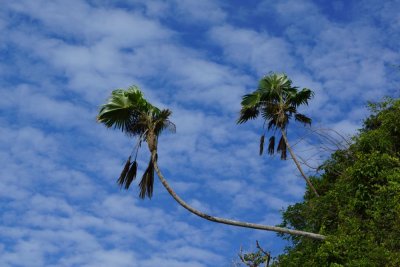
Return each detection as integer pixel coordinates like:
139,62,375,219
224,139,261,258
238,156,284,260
1,1,399,266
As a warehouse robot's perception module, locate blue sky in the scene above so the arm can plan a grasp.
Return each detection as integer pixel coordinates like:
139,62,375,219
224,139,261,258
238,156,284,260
0,0,399,266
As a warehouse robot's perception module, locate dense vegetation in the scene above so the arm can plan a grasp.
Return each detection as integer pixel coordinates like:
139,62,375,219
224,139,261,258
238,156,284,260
272,98,400,266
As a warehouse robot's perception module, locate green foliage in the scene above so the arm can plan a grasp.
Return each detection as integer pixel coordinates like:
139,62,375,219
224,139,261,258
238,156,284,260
242,251,269,266
97,86,175,199
273,98,400,266
238,73,314,160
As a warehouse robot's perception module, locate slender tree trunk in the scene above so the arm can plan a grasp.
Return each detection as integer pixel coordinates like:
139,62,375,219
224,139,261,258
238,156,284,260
280,129,320,197
150,150,325,240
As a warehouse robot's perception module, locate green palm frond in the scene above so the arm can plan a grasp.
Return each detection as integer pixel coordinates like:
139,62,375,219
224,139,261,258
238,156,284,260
238,106,260,124
97,86,155,135
286,106,297,115
241,92,261,107
291,88,314,107
261,105,279,122
295,113,312,126
97,90,135,132
258,73,292,99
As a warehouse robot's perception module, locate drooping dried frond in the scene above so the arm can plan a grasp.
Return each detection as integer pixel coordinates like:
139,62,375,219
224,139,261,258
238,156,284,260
277,136,287,160
267,119,276,130
268,136,275,155
117,156,131,187
139,158,155,199
124,160,137,189
259,135,265,155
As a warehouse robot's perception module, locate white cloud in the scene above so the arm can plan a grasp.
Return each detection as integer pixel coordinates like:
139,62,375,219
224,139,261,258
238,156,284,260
138,0,226,24
1,0,398,266
209,25,294,75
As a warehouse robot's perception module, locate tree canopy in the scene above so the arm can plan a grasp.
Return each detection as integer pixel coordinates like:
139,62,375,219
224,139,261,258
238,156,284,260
272,98,400,266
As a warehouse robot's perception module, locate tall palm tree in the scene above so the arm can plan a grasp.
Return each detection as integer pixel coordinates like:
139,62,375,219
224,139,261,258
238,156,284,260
238,73,319,197
97,85,325,240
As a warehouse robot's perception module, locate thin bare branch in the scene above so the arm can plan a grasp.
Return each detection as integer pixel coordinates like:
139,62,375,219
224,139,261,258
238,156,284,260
280,129,320,197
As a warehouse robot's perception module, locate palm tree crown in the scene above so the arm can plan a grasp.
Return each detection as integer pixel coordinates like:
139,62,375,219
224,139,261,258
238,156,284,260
238,73,314,159
97,86,175,199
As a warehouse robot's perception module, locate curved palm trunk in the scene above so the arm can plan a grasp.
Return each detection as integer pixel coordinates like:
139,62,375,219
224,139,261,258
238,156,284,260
280,129,320,197
150,150,325,240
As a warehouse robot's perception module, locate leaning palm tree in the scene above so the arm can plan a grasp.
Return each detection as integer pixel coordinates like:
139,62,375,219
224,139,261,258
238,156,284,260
97,85,325,240
97,86,176,198
238,73,319,197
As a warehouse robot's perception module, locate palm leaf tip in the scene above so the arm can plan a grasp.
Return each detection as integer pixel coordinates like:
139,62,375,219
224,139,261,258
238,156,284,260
117,156,131,188
295,113,312,126
124,160,137,189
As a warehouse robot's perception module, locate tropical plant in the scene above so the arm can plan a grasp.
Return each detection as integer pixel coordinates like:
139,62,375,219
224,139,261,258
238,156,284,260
237,73,319,197
272,98,400,266
97,85,325,240
97,85,176,198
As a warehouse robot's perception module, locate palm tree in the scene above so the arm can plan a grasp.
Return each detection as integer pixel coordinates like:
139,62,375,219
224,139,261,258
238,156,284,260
97,85,325,240
238,73,319,197
97,85,176,199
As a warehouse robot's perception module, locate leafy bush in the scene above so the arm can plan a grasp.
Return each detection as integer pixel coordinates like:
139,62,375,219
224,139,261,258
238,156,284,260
273,98,400,267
